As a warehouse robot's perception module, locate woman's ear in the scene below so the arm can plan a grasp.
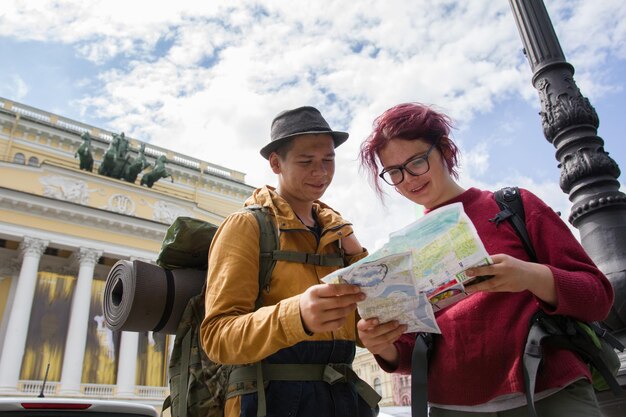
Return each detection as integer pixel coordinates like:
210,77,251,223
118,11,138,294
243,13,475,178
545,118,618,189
269,153,281,174
439,136,454,164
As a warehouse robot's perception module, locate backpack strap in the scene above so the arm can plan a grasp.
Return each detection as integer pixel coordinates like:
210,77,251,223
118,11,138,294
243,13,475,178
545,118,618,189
524,312,626,417
490,187,537,262
490,188,541,415
411,333,432,417
245,204,347,307
245,205,279,310
589,322,625,352
272,251,345,267
523,313,550,417
575,323,624,396
178,327,193,417
490,188,547,415
228,363,382,409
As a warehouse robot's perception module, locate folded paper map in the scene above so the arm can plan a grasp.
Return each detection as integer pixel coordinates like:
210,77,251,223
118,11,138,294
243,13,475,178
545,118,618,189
323,202,492,333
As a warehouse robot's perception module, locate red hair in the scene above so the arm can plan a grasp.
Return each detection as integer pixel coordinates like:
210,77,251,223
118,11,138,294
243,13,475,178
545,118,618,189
359,102,460,198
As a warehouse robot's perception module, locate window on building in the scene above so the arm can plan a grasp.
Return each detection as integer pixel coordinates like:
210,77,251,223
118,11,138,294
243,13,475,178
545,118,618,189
13,153,25,164
374,377,382,396
28,156,39,166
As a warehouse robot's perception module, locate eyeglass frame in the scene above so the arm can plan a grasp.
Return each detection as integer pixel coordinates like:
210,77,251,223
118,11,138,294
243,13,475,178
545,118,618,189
378,139,440,186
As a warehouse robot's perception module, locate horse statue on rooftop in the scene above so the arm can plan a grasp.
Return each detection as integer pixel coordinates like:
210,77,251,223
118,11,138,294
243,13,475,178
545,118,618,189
98,132,131,179
140,155,174,188
75,132,94,172
122,143,150,183
98,134,119,177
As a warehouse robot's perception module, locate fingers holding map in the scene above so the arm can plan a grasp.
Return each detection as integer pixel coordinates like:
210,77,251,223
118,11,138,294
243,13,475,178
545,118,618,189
323,203,492,333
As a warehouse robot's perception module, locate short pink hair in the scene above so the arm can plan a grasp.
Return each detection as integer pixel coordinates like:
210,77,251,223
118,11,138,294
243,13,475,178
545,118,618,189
359,102,460,198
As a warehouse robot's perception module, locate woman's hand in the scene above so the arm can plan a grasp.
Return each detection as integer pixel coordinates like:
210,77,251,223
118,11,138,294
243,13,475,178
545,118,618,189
464,253,557,306
357,317,406,368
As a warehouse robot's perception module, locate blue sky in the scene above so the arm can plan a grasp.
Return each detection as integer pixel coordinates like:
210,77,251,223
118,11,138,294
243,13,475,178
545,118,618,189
1,0,624,250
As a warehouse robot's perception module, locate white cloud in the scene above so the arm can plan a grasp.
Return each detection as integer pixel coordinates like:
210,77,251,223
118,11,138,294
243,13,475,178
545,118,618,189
0,75,29,101
1,0,625,249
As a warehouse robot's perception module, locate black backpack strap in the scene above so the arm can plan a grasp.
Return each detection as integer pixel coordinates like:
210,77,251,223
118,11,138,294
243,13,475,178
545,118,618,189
490,187,537,262
590,322,625,352
523,313,550,417
583,342,624,396
567,321,624,397
411,333,432,417
491,188,542,415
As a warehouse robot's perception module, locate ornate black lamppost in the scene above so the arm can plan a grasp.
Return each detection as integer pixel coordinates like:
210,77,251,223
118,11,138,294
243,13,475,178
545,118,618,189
508,0,626,415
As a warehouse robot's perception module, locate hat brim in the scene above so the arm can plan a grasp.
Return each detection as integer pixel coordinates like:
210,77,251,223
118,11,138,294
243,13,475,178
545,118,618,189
260,131,349,159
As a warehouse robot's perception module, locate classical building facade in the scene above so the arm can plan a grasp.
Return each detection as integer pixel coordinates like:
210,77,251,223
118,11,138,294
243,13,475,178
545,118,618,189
0,97,254,408
352,347,412,407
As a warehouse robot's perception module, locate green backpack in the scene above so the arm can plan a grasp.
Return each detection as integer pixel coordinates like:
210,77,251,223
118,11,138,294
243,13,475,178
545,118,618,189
160,205,280,417
159,205,355,417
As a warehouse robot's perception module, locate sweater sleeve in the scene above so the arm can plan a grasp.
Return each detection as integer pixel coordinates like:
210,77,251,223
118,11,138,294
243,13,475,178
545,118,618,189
374,332,416,375
200,212,310,365
521,189,614,321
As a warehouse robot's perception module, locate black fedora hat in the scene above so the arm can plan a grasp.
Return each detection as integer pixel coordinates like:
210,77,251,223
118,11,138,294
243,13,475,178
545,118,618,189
260,106,349,159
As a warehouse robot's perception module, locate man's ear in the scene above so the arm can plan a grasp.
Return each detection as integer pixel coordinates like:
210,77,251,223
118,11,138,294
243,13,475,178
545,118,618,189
269,153,281,174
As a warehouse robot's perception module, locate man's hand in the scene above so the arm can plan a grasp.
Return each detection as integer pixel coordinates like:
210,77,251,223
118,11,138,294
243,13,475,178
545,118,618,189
299,283,365,334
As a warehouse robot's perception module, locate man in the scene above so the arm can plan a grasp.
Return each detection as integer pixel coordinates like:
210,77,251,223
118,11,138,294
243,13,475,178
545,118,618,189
200,106,379,417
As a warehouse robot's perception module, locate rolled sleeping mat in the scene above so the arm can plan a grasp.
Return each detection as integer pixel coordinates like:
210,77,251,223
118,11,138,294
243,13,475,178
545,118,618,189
103,259,206,334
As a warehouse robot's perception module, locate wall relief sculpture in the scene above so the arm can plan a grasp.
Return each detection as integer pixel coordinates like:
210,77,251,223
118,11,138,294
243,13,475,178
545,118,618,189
40,176,98,205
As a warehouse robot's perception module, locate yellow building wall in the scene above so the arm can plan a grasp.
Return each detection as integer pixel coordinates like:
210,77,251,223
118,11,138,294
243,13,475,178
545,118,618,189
0,122,253,223
1,209,160,253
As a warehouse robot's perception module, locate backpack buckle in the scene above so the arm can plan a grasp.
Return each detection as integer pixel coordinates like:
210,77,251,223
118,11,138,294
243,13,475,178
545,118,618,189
489,208,513,226
323,364,347,384
502,187,518,201
306,253,322,265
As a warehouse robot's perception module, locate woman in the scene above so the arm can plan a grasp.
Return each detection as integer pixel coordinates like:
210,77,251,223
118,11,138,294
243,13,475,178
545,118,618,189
357,102,614,416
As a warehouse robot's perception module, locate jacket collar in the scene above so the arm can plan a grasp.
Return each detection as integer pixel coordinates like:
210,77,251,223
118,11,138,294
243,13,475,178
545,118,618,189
245,185,348,231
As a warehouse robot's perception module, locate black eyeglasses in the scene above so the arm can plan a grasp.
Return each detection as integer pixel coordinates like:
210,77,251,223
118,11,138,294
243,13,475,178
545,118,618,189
379,141,438,186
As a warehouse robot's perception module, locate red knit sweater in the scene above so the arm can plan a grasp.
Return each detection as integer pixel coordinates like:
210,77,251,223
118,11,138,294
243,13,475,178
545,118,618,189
376,187,614,406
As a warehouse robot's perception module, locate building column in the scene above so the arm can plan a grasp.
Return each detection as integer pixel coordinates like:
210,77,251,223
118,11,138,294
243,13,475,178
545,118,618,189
0,237,48,392
0,259,21,359
116,331,139,397
59,248,102,395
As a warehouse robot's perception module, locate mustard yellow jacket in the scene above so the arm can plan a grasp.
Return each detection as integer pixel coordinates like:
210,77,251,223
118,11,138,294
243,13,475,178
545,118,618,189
200,186,368,416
